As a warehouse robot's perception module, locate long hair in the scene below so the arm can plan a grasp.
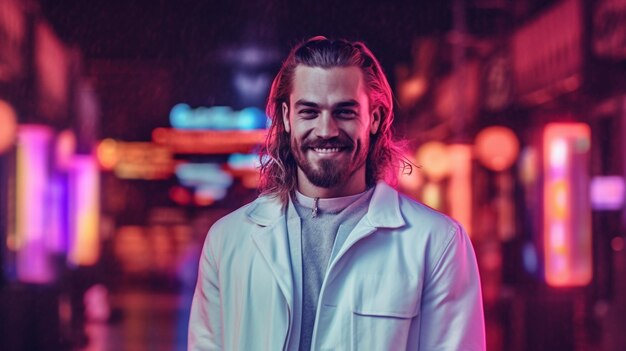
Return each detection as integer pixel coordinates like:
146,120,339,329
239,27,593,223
259,36,408,203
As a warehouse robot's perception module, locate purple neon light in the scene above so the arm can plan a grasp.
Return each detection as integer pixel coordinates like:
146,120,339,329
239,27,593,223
15,125,55,283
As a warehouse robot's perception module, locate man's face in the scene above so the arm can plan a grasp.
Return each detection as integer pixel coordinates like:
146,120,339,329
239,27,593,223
282,65,380,195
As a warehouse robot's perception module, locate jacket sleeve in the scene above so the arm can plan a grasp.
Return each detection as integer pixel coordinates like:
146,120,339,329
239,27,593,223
188,228,223,350
418,223,486,351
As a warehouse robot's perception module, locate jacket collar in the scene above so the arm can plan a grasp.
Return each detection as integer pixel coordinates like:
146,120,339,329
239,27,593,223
245,181,405,229
245,194,285,226
365,181,405,229
245,182,406,315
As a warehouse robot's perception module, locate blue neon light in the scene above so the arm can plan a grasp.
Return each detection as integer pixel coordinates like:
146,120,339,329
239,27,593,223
169,104,268,130
227,153,260,170
175,163,233,188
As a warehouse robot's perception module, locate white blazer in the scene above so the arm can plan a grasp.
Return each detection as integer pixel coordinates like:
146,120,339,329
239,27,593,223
189,182,486,350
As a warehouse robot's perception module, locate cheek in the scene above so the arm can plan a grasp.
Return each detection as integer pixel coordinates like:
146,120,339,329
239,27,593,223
289,133,299,147
358,130,373,153
351,124,371,143
290,130,305,150
292,122,315,140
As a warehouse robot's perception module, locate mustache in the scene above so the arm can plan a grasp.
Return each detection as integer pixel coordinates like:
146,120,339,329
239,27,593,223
300,136,354,150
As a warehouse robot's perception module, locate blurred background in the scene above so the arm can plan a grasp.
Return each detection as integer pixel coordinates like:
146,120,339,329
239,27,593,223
1,0,625,350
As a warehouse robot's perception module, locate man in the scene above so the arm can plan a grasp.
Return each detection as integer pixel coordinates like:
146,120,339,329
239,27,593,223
189,36,485,350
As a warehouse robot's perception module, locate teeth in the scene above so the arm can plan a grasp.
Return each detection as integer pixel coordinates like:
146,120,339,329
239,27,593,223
313,147,341,153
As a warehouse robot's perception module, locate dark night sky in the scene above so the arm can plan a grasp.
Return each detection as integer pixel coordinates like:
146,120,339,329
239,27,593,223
35,0,458,141
38,0,559,142
35,0,564,143
38,0,453,66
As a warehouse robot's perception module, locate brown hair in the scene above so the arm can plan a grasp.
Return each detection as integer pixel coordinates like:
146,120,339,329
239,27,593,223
259,36,408,203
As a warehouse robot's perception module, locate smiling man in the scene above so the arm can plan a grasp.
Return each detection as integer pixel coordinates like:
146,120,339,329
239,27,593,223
189,37,486,351
285,65,375,197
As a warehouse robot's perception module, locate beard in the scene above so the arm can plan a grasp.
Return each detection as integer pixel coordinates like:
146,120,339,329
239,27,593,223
291,133,368,188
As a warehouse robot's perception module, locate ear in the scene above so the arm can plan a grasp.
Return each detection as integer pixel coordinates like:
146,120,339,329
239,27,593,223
370,107,382,135
282,102,290,133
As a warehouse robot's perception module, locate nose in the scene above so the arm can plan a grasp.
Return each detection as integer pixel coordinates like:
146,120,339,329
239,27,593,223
314,112,339,138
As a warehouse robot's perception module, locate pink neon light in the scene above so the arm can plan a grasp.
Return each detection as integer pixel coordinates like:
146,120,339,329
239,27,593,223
549,223,566,250
549,139,568,168
542,123,592,287
590,176,625,210
15,125,55,283
68,155,100,266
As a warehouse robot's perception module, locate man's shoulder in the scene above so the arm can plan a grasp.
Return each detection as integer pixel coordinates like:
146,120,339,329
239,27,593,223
370,182,457,230
211,194,284,230
206,193,284,245
210,201,254,229
394,189,461,234
391,191,469,267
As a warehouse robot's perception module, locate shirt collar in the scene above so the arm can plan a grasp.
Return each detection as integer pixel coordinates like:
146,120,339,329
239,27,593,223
245,181,405,229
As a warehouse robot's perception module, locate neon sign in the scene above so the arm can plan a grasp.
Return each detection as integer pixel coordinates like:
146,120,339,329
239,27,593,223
174,163,233,205
13,125,56,283
169,104,268,130
590,176,625,210
68,155,100,266
152,128,266,155
96,139,175,180
543,123,592,287
175,163,233,189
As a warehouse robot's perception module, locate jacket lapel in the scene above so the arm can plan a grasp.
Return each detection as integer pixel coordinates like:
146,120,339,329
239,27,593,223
321,182,406,292
244,183,406,318
246,196,295,311
330,182,406,262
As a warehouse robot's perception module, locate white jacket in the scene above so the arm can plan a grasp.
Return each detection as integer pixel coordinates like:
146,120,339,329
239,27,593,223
189,182,485,350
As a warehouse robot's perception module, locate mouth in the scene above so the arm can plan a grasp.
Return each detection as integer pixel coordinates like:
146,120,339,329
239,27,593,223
300,136,354,158
311,147,346,154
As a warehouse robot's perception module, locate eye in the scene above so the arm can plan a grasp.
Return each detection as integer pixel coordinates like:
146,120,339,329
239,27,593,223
298,109,318,119
335,109,357,118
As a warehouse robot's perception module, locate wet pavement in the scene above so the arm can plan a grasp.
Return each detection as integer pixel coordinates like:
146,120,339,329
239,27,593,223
79,289,192,351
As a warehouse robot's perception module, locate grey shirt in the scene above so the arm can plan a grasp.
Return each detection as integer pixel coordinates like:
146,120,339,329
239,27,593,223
291,188,374,350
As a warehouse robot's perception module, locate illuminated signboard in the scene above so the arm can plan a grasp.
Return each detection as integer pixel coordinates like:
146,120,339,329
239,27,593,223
0,100,18,153
96,139,175,179
68,155,100,266
227,153,260,170
152,128,266,155
590,176,625,210
175,163,233,189
169,104,268,130
542,122,592,287
175,163,233,205
151,104,268,156
14,125,56,283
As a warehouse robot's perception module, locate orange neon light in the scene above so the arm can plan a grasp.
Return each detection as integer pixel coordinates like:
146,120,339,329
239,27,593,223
152,128,266,154
96,138,119,170
550,180,569,219
542,123,591,287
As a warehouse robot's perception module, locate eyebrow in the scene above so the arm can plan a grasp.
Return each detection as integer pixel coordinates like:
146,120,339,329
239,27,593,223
294,99,360,109
294,100,319,108
334,100,360,109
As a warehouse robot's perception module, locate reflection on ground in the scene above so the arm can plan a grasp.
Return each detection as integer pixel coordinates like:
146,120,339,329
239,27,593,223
80,289,192,351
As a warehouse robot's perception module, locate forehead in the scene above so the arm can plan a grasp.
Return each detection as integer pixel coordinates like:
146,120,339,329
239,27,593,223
290,65,368,105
